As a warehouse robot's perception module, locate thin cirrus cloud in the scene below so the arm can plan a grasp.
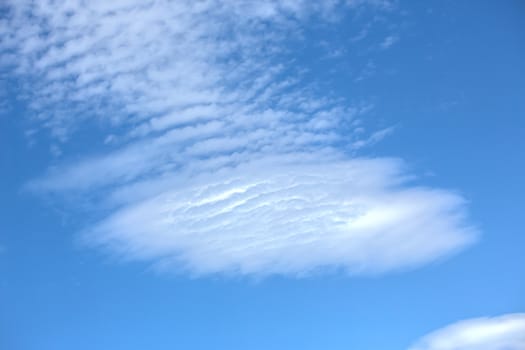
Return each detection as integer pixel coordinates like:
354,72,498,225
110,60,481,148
409,314,525,350
1,0,477,276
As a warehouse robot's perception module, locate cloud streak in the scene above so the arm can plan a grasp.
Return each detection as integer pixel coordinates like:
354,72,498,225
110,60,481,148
1,0,478,276
409,314,525,350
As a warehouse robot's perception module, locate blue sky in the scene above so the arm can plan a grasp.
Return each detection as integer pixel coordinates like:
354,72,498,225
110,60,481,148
1,1,524,349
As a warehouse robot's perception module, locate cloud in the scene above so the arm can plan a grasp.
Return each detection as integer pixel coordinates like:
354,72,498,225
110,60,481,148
409,314,525,350
0,0,358,137
85,158,475,276
1,0,477,276
380,35,400,50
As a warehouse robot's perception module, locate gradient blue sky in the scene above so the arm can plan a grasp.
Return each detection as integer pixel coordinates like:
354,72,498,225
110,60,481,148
1,1,524,349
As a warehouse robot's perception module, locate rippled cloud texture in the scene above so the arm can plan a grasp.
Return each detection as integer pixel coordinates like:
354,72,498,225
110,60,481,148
1,0,477,276
409,314,525,350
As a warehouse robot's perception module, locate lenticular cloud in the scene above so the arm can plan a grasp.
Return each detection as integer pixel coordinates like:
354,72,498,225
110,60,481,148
87,158,476,276
1,0,478,276
409,314,525,350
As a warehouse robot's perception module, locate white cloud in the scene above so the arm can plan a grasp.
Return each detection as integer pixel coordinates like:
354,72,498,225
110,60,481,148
84,158,476,276
380,35,400,50
409,314,525,350
351,126,395,150
1,0,478,276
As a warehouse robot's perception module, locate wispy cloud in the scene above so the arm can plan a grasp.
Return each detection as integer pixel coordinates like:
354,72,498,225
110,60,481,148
1,0,477,276
380,34,400,50
409,314,525,350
